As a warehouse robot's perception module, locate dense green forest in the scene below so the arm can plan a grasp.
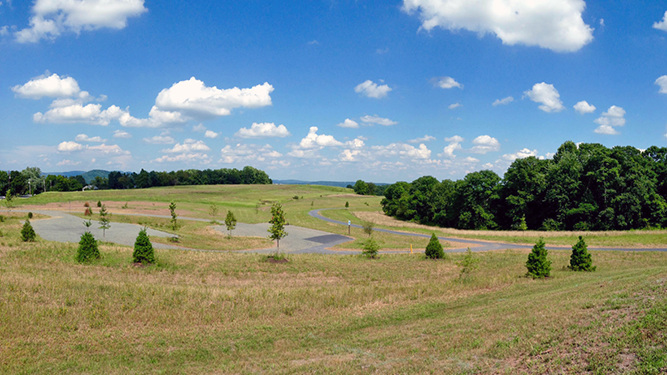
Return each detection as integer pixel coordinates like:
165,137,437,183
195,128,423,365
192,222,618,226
381,141,667,231
0,166,272,195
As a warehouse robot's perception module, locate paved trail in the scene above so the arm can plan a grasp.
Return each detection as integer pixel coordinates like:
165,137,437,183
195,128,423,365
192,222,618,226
6,208,666,254
4,210,354,254
308,208,667,253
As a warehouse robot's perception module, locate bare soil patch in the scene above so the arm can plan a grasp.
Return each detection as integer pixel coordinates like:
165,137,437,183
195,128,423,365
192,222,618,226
21,201,200,218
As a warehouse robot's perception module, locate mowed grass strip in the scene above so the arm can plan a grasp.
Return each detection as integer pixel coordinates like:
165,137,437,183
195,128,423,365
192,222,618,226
1,212,666,374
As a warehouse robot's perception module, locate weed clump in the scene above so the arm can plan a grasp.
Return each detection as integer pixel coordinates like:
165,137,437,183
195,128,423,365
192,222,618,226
458,248,479,275
526,238,551,278
133,228,155,264
569,236,596,272
21,219,36,242
76,232,100,263
425,233,446,259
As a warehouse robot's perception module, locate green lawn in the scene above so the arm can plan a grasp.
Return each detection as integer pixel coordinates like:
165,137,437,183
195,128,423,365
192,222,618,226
1,212,666,373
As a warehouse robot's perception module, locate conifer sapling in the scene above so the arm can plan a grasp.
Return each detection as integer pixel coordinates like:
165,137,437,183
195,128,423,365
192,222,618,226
569,236,596,272
133,228,155,264
425,233,446,259
526,238,551,278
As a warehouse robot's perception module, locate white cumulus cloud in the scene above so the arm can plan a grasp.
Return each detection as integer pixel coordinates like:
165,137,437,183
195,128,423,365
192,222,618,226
433,76,463,89
654,11,667,32
402,0,594,52
33,103,125,125
15,0,147,43
441,135,463,158
360,114,397,126
204,130,219,139
448,103,462,110
143,135,175,145
155,77,274,119
75,134,105,143
220,144,282,163
153,153,210,164
524,82,565,113
354,80,392,99
337,119,359,128
297,127,343,149
471,135,500,154
408,135,436,143
57,141,84,152
235,122,290,138
113,130,131,138
492,96,514,106
371,143,432,160
594,105,625,135
574,100,596,114
56,159,81,166
162,139,210,153
656,76,667,94
12,73,80,99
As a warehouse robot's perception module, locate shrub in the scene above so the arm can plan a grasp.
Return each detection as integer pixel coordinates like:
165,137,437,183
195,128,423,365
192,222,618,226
540,218,561,231
526,238,551,278
27,212,33,219
458,248,480,275
97,200,102,208
169,201,178,231
292,195,299,200
76,231,100,262
0,215,5,222
99,205,110,237
84,207,92,216
569,236,596,272
21,219,36,242
84,202,90,208
425,233,446,259
133,228,155,264
362,221,374,237
225,211,237,237
345,201,349,208
362,237,379,259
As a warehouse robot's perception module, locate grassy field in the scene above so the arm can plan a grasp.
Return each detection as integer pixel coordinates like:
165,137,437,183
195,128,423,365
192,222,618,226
1,210,667,373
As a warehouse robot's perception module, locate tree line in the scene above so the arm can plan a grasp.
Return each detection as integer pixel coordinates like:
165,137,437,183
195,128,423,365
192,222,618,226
0,166,272,195
381,141,667,231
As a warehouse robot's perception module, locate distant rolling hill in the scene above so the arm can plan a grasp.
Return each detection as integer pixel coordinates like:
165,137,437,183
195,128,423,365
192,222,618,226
43,170,110,184
273,180,388,188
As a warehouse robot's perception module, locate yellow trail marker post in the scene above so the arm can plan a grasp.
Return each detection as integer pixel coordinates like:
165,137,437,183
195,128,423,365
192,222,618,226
410,244,413,254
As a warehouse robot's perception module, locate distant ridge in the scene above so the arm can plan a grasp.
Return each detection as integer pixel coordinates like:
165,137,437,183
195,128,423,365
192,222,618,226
43,170,110,184
273,180,388,188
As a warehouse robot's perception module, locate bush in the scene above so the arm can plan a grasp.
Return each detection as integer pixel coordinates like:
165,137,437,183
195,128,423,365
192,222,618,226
97,200,102,208
458,248,479,274
84,207,92,216
526,238,551,278
345,201,349,208
76,231,100,262
540,218,561,231
569,236,596,272
133,228,155,264
362,221,374,237
362,237,379,259
27,212,33,219
21,219,36,242
425,233,446,259
0,215,5,223
84,201,90,208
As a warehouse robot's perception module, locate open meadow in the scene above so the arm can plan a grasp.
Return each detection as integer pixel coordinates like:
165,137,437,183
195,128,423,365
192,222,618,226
1,184,667,373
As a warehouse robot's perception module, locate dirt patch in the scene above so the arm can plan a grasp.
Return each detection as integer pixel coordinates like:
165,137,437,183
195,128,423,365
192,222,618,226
20,201,200,218
265,256,289,264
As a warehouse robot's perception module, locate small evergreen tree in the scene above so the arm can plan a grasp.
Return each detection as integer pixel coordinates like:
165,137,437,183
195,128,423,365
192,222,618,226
569,236,596,272
133,228,155,264
21,219,36,242
425,233,446,259
345,201,349,208
268,203,288,249
76,231,100,262
362,237,379,259
225,211,237,237
526,238,551,278
99,204,110,238
97,200,102,208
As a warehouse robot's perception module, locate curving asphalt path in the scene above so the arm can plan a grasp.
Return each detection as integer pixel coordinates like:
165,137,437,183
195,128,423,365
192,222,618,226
308,208,667,253
2,209,355,255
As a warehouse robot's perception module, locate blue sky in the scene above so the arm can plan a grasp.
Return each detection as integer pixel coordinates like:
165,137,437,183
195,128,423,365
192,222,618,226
1,0,666,182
